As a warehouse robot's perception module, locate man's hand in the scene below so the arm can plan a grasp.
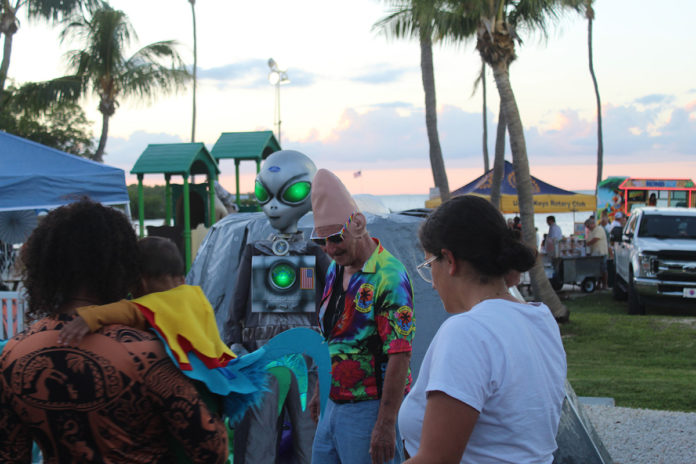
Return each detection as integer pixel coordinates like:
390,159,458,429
369,420,396,464
309,389,320,424
57,316,91,345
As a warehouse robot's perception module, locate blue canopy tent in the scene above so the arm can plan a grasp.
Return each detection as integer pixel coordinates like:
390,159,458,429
0,131,129,212
448,161,596,214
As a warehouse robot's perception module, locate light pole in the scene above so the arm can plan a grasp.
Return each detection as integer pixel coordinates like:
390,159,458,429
268,58,290,145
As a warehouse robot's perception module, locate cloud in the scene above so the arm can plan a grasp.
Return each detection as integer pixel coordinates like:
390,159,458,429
198,59,316,88
634,94,674,106
283,98,696,172
105,97,696,186
284,103,498,170
370,101,414,109
198,59,265,81
350,66,416,84
104,131,184,176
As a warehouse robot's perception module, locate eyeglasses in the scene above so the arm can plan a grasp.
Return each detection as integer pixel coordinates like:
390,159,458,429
310,213,355,247
416,255,439,283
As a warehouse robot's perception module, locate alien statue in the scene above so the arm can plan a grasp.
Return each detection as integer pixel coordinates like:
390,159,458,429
226,150,330,464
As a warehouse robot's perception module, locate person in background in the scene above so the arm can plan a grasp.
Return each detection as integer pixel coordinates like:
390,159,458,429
648,193,657,206
308,169,414,464
609,212,627,244
545,215,563,255
599,211,615,287
398,195,566,463
0,200,228,463
600,210,611,235
585,218,609,290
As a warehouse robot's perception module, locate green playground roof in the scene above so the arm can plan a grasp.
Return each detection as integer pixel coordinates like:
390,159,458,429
131,143,220,177
210,131,281,161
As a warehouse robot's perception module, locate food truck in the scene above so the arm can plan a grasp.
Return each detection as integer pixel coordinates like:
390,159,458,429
597,177,696,219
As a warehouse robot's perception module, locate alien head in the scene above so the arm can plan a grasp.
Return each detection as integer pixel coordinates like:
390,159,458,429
255,150,317,234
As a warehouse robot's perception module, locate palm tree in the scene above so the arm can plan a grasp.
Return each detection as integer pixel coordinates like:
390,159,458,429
450,0,583,321
0,0,101,99
375,0,453,201
60,7,189,162
473,62,489,172
586,1,603,193
489,99,506,209
189,0,197,142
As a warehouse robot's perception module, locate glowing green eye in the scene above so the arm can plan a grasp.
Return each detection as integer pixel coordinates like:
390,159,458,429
255,181,270,203
282,181,311,203
270,263,296,289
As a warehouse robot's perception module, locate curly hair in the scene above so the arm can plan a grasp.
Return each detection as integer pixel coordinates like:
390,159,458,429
419,195,536,279
21,199,140,320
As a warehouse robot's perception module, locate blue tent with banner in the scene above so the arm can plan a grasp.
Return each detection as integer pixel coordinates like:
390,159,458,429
0,131,129,212
440,161,596,213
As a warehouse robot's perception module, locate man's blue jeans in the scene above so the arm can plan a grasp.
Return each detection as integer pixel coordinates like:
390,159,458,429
311,399,404,464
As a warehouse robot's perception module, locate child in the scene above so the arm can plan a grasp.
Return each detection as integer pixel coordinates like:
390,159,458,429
58,237,329,425
59,236,240,463
59,236,236,372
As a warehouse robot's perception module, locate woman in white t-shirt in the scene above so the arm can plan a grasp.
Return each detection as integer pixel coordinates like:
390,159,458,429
399,196,567,464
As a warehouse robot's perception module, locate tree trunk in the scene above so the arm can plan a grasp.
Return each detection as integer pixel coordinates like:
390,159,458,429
490,60,569,321
481,63,489,172
419,30,450,201
190,0,197,143
490,99,506,209
588,12,603,194
94,111,110,162
0,26,14,99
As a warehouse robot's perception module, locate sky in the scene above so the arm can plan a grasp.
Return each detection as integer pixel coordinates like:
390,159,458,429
8,0,696,195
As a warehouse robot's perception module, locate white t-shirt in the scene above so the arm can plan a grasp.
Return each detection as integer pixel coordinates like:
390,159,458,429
398,299,567,464
548,223,562,241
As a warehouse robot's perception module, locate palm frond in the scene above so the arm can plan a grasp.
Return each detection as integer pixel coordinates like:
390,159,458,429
373,6,421,40
376,0,483,46
25,0,104,22
118,63,189,103
507,0,584,38
10,76,83,113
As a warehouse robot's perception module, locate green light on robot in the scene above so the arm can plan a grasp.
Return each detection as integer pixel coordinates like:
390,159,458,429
271,263,296,289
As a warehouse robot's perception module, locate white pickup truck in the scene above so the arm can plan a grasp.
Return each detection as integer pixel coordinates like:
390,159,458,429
612,207,696,314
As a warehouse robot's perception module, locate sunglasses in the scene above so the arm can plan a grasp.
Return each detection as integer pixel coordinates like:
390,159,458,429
310,231,345,246
310,213,355,247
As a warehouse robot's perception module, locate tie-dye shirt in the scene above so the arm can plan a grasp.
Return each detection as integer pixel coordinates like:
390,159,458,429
319,239,415,402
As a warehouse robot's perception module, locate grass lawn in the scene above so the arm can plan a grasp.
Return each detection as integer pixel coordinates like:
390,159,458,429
560,291,696,412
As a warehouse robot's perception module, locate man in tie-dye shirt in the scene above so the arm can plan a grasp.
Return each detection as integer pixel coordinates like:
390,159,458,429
308,169,415,464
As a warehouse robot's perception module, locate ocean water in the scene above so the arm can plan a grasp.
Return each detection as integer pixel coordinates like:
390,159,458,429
376,194,589,242
136,194,588,241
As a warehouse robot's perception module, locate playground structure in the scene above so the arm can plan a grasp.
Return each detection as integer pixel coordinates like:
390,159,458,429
130,131,281,271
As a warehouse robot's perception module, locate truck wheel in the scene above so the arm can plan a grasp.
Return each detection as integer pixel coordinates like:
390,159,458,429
612,276,628,301
581,278,596,293
627,270,646,315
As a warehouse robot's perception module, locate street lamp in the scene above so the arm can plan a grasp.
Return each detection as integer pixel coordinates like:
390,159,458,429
268,58,290,145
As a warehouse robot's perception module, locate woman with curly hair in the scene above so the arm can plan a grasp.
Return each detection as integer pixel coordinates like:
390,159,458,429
398,195,567,464
0,199,228,463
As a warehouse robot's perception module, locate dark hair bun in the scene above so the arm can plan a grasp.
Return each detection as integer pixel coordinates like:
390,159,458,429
419,195,536,277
